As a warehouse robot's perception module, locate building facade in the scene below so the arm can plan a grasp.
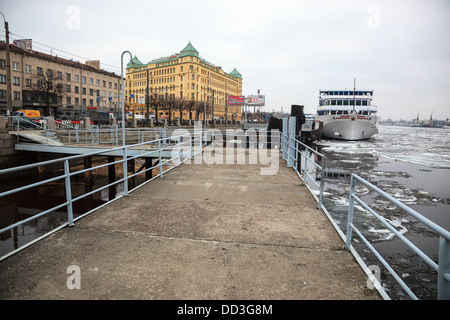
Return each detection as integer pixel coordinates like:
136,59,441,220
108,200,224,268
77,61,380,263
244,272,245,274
125,42,243,121
0,41,122,118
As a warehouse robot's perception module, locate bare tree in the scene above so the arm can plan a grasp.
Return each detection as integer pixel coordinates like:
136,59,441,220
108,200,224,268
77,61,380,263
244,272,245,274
149,92,165,124
165,94,177,123
186,99,196,121
175,97,186,123
31,69,68,117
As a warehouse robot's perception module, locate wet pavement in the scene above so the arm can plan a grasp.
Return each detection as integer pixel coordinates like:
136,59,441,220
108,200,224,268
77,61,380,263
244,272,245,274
0,149,380,300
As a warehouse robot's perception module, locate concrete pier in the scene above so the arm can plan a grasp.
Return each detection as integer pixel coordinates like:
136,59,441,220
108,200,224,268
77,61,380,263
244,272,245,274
0,150,380,300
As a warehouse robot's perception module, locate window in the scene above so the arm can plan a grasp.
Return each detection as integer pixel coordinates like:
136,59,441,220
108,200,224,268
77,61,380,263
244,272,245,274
13,76,20,85
66,73,71,81
75,97,79,104
13,91,20,100
0,74,5,84
13,62,19,71
0,90,5,98
103,80,106,87
57,71,62,79
74,86,79,93
0,59,5,69
25,65,31,73
37,67,43,75
66,97,71,104
25,78,32,87
66,85,71,92
89,78,93,84
74,75,79,82
96,79,100,86
82,76,86,83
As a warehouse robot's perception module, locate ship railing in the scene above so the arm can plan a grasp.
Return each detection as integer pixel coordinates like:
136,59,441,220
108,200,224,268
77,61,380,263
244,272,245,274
346,173,450,300
0,130,207,261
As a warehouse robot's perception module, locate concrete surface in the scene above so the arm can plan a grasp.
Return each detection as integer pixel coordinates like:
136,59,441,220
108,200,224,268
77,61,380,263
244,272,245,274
0,149,380,300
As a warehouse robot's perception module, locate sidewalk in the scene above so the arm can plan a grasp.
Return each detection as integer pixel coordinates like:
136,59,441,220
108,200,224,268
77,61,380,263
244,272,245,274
0,150,380,300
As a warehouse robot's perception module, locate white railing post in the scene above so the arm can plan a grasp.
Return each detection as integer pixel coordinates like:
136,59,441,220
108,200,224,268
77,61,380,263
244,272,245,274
123,148,128,196
158,139,163,178
64,159,74,226
319,157,325,210
437,236,450,300
345,174,356,250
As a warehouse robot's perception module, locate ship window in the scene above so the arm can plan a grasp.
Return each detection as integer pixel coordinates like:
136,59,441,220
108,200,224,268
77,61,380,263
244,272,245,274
343,100,348,106
331,100,336,106
337,100,342,105
362,100,368,106
356,100,361,106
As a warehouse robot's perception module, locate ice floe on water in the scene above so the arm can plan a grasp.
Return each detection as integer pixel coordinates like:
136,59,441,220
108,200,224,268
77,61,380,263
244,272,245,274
317,126,450,299
319,126,450,245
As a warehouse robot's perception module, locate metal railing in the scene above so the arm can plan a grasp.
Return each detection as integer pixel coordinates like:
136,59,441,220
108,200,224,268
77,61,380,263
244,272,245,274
346,173,450,300
279,117,325,209
0,129,206,261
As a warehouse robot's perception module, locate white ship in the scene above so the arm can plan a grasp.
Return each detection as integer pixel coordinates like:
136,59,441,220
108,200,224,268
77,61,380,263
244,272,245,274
316,86,379,140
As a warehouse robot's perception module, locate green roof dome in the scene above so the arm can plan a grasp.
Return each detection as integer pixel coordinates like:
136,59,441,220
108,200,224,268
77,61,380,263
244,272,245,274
179,41,199,58
229,67,242,79
127,55,144,68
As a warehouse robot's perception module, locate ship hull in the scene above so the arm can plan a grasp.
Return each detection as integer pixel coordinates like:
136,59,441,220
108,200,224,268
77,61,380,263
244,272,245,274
317,115,379,140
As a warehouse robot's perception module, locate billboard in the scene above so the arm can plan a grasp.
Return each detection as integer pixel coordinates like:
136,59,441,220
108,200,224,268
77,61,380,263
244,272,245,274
13,39,32,52
227,95,245,106
245,95,265,106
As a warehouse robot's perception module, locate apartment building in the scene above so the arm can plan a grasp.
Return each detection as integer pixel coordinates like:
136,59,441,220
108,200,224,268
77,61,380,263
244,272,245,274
0,41,122,118
125,42,243,121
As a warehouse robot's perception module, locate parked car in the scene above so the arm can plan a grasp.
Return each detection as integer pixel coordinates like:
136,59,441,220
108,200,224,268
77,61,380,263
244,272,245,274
12,110,42,129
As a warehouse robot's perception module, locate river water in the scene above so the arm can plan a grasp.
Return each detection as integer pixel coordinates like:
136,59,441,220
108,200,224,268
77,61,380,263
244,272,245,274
317,125,450,300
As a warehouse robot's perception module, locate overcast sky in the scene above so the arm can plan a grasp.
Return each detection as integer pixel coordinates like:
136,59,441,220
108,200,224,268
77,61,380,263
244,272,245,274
2,0,450,120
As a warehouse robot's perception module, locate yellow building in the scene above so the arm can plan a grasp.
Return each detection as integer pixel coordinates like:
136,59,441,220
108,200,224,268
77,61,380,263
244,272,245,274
125,42,243,122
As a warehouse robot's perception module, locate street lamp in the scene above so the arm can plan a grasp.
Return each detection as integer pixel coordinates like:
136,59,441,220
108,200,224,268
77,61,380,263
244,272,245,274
0,11,12,116
121,51,133,146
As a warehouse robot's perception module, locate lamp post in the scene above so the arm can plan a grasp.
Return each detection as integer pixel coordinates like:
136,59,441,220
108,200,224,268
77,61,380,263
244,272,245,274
0,11,12,116
121,51,132,146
